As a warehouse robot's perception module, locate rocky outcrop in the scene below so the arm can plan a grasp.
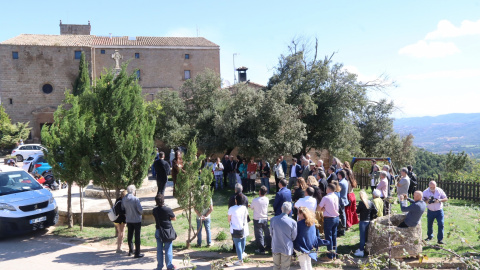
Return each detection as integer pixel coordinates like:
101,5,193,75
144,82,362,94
365,214,422,258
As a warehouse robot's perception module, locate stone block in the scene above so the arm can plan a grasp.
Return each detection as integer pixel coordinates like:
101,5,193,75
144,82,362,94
365,214,422,258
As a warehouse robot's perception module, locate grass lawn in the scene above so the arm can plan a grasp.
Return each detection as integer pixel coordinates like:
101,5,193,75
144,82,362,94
53,180,480,260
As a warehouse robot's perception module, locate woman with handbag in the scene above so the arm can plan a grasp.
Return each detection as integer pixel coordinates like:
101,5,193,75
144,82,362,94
113,190,128,253
153,194,177,270
228,194,249,266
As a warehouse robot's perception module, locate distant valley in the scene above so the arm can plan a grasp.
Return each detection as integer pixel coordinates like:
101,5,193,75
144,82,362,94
394,113,480,156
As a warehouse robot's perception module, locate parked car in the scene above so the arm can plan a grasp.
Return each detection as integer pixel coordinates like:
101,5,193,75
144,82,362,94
0,164,58,238
11,144,46,162
31,155,52,176
22,153,52,176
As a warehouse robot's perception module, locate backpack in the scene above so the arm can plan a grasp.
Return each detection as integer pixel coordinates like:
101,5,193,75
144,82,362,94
408,172,417,186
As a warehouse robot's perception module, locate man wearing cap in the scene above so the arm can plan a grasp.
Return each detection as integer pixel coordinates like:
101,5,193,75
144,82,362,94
423,181,448,245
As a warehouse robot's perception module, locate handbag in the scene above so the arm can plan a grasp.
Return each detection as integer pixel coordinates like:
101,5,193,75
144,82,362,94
107,201,120,222
249,173,256,180
159,226,177,242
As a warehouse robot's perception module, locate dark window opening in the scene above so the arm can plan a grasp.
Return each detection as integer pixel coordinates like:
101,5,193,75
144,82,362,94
101,50,105,54
12,52,19,59
136,70,141,80
185,54,190,59
74,51,82,59
42,84,53,94
135,53,140,59
9,98,13,104
184,70,191,80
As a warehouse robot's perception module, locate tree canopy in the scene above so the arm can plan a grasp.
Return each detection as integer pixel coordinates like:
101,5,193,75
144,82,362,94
0,104,31,149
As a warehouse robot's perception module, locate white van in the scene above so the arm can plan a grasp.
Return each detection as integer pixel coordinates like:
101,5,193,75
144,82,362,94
0,165,58,238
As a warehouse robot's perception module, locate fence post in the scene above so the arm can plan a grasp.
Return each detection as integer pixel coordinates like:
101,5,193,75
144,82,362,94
437,174,441,183
361,168,365,188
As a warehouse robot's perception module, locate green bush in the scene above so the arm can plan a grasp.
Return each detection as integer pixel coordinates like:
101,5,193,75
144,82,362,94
216,231,227,241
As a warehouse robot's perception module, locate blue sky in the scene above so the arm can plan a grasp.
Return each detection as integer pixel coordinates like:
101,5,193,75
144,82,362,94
1,0,479,118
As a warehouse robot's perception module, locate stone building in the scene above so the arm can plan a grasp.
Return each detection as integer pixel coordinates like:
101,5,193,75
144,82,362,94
0,21,220,141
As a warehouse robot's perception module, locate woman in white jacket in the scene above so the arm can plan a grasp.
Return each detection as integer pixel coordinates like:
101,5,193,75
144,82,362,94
228,194,249,266
273,158,285,192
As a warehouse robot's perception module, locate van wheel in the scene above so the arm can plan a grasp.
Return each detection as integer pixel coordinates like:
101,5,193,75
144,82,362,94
16,155,23,162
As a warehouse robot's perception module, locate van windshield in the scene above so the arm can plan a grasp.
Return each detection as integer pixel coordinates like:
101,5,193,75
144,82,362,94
0,171,43,196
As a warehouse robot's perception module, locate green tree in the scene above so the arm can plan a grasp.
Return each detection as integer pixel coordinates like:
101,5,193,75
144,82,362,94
218,82,306,159
72,52,90,96
175,138,214,248
41,92,94,229
181,69,231,153
87,65,155,206
150,90,190,149
357,99,395,156
267,38,389,156
0,104,31,149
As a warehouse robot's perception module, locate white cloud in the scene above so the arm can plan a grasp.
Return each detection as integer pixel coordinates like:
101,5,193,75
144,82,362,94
425,19,480,40
398,40,460,58
343,65,378,83
165,27,197,37
404,69,480,80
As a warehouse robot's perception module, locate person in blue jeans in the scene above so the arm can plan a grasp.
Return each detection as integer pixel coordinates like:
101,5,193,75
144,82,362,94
354,190,378,257
153,194,177,270
195,199,214,247
228,194,249,266
317,183,340,260
423,181,448,245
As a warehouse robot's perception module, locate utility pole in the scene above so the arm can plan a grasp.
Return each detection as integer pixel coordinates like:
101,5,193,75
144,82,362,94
233,53,238,84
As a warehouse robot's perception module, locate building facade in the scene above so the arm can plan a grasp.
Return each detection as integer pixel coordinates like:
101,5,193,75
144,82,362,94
0,22,220,141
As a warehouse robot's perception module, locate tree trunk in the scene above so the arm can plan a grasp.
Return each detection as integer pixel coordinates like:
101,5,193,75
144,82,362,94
101,184,114,208
186,208,191,249
79,186,84,231
67,183,73,228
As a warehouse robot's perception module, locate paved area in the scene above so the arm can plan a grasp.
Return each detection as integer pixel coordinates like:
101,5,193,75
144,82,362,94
0,230,275,270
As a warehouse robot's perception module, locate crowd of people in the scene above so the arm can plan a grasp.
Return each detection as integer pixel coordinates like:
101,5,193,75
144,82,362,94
112,152,449,270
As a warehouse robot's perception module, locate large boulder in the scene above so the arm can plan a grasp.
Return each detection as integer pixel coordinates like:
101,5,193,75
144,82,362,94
365,214,422,258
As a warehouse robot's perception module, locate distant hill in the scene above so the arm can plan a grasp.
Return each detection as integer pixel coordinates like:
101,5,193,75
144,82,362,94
394,113,480,156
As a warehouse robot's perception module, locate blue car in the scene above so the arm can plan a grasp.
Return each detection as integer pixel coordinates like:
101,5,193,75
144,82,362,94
31,155,52,176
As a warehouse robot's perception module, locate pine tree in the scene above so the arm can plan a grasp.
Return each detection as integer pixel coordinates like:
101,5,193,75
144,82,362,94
87,65,155,206
0,104,31,149
175,138,214,248
72,52,90,96
41,93,94,229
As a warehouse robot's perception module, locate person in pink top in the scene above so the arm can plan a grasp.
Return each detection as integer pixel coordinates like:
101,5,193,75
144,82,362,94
376,171,390,216
317,183,339,260
422,181,448,245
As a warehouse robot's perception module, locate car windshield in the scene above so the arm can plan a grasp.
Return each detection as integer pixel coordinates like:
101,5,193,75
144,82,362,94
36,156,47,163
0,171,43,196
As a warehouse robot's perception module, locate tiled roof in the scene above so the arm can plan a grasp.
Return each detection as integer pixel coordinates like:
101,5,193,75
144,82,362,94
0,34,219,47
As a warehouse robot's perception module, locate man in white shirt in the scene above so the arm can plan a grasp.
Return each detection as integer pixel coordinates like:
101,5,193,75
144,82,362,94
294,187,317,216
250,185,272,254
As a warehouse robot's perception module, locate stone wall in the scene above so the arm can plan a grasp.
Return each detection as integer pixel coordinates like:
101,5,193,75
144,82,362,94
0,45,92,140
0,44,220,141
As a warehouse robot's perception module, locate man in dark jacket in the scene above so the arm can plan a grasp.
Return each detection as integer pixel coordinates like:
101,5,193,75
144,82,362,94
222,154,231,188
288,158,302,189
153,152,171,195
326,166,337,184
407,165,417,198
273,179,292,216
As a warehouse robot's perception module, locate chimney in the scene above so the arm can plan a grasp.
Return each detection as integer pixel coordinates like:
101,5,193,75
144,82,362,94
60,20,91,35
236,66,248,83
